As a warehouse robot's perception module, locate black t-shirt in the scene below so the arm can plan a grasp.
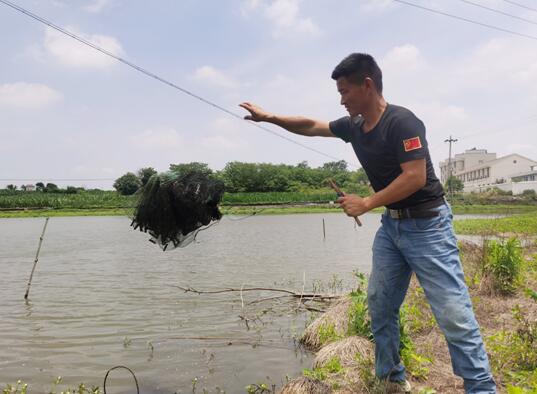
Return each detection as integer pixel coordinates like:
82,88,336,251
329,103,444,210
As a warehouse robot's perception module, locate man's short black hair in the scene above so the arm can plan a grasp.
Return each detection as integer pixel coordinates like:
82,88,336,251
331,53,383,94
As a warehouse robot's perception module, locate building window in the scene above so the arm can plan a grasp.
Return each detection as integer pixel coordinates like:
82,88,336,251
513,160,517,163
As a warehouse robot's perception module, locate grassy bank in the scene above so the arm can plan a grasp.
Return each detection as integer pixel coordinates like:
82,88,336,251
454,211,537,236
284,238,537,393
1,204,536,219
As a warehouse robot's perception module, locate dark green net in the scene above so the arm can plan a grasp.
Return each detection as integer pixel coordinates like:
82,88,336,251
131,171,224,250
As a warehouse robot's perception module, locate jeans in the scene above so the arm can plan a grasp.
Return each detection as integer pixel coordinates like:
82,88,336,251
368,203,496,393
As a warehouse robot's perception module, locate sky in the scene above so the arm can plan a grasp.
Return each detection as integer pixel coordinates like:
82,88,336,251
1,0,537,189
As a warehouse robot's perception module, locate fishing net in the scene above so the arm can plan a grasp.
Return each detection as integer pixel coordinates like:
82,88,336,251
131,171,224,250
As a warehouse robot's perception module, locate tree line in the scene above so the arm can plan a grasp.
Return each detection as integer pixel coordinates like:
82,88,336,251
113,161,371,196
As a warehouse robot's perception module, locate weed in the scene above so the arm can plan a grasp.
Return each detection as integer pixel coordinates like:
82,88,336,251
348,271,372,339
400,306,432,380
2,381,27,394
318,322,342,346
486,305,537,390
2,378,101,394
245,383,272,393
483,238,523,295
402,286,435,335
303,356,343,381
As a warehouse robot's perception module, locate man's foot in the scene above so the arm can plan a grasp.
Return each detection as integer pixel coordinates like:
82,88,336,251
385,379,412,393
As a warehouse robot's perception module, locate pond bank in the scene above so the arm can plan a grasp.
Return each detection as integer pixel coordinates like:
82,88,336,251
0,203,535,218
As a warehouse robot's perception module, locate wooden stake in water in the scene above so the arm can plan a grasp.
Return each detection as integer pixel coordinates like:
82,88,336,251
24,217,49,300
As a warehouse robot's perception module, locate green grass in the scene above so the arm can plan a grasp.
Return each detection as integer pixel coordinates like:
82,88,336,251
0,208,133,218
0,191,134,209
454,211,537,235
221,191,338,205
450,204,537,215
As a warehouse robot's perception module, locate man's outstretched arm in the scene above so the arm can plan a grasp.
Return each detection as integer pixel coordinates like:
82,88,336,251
239,102,336,138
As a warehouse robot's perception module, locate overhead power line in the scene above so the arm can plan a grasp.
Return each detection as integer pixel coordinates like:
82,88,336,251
459,0,537,26
392,0,537,41
503,0,537,14
0,0,346,165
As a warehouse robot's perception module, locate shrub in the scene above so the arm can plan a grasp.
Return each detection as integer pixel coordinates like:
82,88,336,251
483,238,523,295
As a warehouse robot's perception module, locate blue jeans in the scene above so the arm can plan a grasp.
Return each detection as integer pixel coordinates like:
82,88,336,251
368,203,496,393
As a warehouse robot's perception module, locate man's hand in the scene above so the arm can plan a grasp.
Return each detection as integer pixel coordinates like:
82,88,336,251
239,102,271,122
337,194,372,217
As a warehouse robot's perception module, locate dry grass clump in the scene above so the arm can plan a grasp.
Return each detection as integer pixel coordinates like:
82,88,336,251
301,297,352,351
278,376,331,394
313,337,373,369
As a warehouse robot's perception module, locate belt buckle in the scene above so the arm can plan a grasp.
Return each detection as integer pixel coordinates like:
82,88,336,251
389,209,401,219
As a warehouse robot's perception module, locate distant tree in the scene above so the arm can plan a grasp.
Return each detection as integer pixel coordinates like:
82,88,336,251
321,160,350,186
137,167,157,186
6,184,17,191
521,189,536,199
35,182,45,192
45,183,59,193
113,173,141,195
169,162,212,177
322,160,348,173
65,186,78,194
446,176,464,193
352,168,369,185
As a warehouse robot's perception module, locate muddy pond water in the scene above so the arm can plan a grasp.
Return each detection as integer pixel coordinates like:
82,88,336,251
0,212,479,393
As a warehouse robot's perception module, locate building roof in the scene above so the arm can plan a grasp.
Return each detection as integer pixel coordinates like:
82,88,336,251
454,153,537,174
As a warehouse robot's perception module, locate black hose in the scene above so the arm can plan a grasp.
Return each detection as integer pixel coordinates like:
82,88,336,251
103,365,140,394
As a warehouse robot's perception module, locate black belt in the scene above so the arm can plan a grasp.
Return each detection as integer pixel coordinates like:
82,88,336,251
386,196,446,219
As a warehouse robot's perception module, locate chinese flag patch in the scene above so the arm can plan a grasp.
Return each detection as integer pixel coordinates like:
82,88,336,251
403,136,422,152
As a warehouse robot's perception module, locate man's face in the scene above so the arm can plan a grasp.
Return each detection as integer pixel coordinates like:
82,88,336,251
336,76,368,117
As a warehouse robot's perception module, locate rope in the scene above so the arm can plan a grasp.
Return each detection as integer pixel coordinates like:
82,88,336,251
103,365,140,394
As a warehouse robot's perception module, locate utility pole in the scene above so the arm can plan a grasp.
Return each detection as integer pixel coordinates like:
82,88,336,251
444,135,458,200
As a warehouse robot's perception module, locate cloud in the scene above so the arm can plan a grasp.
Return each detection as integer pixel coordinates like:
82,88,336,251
0,82,62,109
383,44,427,73
359,0,395,13
129,128,184,150
456,37,537,90
84,0,113,13
201,117,250,150
242,0,321,37
44,26,124,69
193,66,238,88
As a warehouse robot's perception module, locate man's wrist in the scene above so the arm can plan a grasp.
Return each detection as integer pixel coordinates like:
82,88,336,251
363,196,377,211
265,113,277,123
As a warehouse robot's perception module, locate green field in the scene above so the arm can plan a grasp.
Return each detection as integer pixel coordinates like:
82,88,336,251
0,191,134,209
453,210,537,235
1,190,536,220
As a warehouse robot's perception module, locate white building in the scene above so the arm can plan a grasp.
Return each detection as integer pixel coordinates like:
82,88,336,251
439,148,537,193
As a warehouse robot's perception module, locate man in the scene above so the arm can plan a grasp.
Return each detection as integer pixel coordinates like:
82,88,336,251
240,53,496,393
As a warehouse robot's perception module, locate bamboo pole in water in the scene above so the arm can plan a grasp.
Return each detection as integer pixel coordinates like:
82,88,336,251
24,217,49,300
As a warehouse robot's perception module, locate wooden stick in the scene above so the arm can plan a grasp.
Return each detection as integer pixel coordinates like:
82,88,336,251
172,285,340,299
327,179,362,226
25,217,49,300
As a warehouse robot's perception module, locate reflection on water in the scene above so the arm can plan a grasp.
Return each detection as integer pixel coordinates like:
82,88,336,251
0,214,380,393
